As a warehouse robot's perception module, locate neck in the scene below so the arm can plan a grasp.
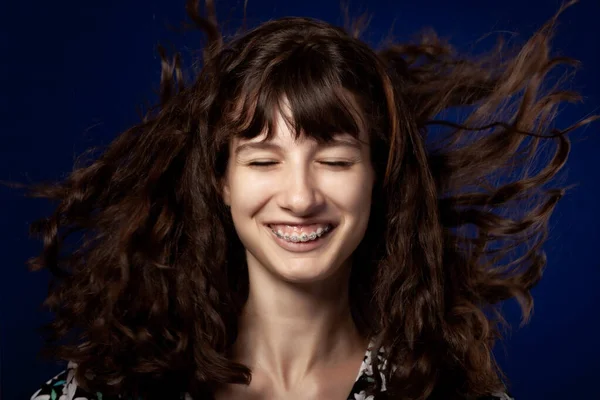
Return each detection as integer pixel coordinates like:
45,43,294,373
230,255,368,390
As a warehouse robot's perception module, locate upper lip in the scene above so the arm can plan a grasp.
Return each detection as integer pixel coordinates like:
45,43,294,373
265,220,336,227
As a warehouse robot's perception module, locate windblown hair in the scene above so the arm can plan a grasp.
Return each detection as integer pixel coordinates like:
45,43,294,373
15,0,596,399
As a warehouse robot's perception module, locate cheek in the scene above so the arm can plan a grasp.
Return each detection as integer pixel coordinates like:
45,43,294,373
322,170,374,219
228,170,275,214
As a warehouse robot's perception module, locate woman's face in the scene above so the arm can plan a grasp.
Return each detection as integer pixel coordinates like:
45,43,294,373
222,106,375,284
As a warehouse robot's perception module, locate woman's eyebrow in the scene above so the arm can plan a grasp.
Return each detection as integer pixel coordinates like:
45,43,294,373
234,136,364,156
321,137,365,150
234,142,282,156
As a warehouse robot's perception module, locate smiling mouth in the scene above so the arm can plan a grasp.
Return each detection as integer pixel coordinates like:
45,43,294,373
267,224,334,243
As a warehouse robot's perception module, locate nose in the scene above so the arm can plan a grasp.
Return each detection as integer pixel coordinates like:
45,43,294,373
277,164,325,216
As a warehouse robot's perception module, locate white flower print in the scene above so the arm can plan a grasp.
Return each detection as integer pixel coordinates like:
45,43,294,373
354,390,375,400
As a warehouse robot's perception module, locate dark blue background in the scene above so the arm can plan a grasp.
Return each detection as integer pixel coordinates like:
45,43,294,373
1,1,599,399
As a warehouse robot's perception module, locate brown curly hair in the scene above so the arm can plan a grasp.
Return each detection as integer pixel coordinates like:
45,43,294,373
11,0,597,398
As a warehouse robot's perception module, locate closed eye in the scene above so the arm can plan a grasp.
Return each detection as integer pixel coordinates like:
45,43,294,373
248,161,278,167
247,161,354,168
320,161,354,167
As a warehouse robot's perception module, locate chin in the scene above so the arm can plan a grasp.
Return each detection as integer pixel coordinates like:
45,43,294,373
270,261,342,284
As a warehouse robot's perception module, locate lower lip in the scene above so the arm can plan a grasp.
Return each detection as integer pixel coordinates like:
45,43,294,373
266,226,334,253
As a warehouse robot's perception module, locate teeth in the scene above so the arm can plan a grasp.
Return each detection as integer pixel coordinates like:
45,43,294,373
270,224,331,243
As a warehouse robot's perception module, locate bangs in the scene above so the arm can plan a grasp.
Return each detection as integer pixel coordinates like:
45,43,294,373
220,47,371,145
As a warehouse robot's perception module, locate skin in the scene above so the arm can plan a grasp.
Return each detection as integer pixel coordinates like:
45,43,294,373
219,101,376,399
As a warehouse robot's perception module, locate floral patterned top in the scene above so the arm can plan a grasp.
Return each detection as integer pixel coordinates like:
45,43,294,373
30,343,515,400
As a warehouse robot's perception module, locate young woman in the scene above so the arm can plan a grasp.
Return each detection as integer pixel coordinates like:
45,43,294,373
25,0,595,399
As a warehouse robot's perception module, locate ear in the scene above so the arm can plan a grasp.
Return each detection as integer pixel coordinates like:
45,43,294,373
221,177,231,207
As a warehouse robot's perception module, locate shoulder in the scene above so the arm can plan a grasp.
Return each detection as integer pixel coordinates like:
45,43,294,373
30,363,192,400
30,362,100,400
360,342,515,400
